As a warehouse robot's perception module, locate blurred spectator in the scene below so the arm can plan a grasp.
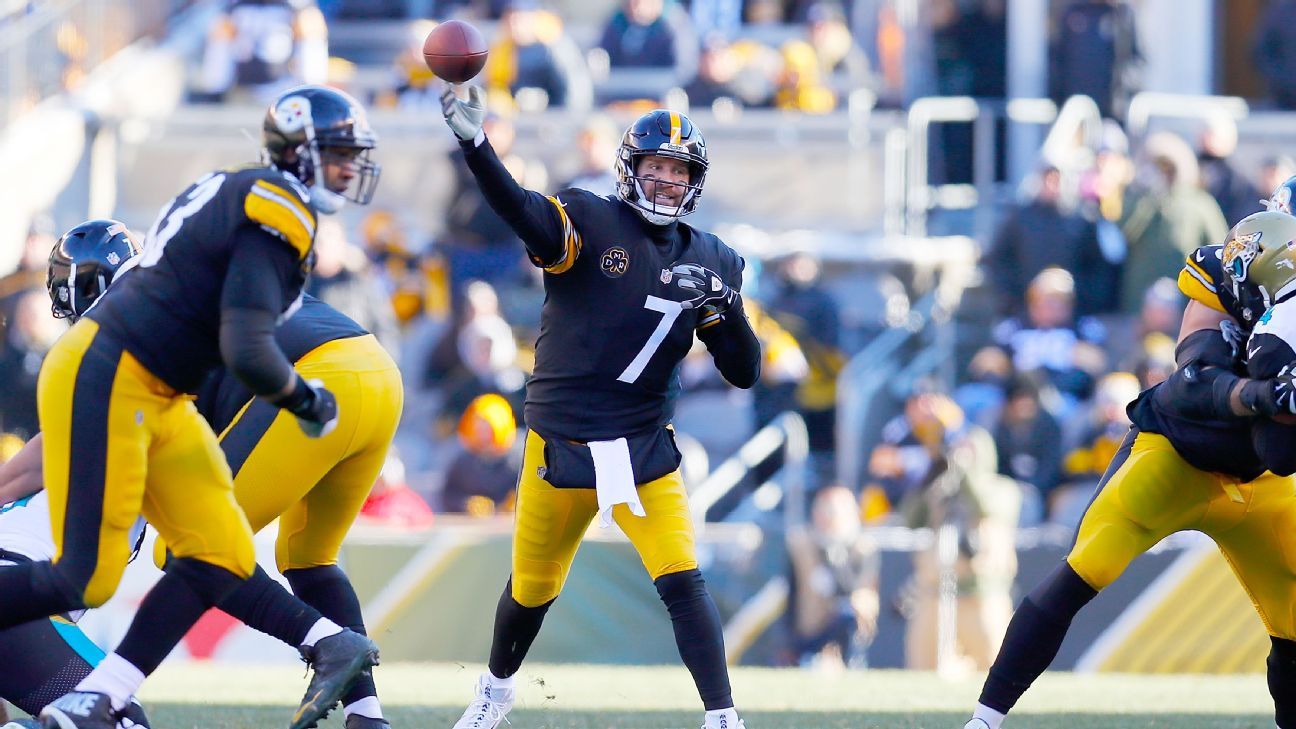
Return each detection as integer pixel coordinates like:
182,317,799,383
1197,112,1262,224
442,112,546,293
864,389,965,508
432,280,527,430
990,267,1108,409
558,114,620,196
441,393,521,514
689,0,743,40
888,392,1019,672
1252,0,1296,110
929,0,1007,183
195,0,328,104
306,219,402,358
767,252,843,488
785,485,880,670
599,0,687,69
359,209,452,327
1259,154,1296,200
1080,119,1135,225
1107,277,1185,373
805,3,872,96
773,40,836,113
986,163,1118,318
0,289,63,438
954,346,1013,432
483,1,590,110
746,301,810,431
1118,131,1228,314
358,451,435,527
1049,0,1142,120
1055,371,1140,525
684,37,744,110
377,19,441,111
991,371,1063,509
1129,331,1175,389
0,214,56,315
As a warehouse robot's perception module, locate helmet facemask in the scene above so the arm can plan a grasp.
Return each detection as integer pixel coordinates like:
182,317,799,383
265,88,381,215
614,110,709,226
1222,211,1296,307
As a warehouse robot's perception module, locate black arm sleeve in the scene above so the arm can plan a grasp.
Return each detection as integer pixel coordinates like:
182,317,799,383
460,138,569,267
1253,419,1296,475
218,228,299,398
697,298,761,389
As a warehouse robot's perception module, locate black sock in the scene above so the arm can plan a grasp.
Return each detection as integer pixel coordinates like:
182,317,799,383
285,565,375,710
654,569,732,711
217,565,318,647
487,578,553,679
1270,636,1296,728
115,557,245,675
0,562,85,629
979,563,1097,714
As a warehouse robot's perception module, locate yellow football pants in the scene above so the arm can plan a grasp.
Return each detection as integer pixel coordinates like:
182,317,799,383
1069,429,1296,639
511,430,698,607
211,334,402,571
38,319,255,607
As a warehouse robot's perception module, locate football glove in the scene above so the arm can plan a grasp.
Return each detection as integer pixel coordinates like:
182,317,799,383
280,377,339,438
1220,319,1246,361
670,263,738,313
1272,362,1296,415
440,84,486,142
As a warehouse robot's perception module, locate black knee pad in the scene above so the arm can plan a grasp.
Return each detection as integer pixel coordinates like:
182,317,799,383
654,569,707,605
1271,636,1296,729
1027,563,1098,619
166,556,246,606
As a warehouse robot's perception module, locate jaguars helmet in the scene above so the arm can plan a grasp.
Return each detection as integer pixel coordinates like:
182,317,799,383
1264,174,1296,215
1221,210,1296,307
263,85,380,215
615,109,708,225
47,219,142,320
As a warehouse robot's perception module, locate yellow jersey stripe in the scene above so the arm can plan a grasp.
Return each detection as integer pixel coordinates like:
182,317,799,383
1177,267,1226,312
1183,257,1216,292
543,196,582,274
255,180,314,227
668,112,681,145
246,187,314,260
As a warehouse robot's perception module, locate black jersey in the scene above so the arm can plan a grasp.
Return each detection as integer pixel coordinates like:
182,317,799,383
1127,244,1268,480
195,295,368,434
526,188,745,440
88,166,315,394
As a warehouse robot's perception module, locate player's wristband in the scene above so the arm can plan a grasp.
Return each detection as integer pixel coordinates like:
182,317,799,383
272,376,314,415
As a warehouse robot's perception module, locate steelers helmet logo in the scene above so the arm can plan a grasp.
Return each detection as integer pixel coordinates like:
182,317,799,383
601,246,630,278
274,96,312,133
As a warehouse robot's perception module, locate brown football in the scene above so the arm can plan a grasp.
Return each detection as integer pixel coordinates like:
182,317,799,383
422,20,489,83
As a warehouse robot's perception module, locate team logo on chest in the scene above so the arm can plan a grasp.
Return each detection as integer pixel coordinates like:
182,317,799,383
601,246,630,278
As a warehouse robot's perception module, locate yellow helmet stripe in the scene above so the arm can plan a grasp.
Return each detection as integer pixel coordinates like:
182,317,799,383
669,112,681,145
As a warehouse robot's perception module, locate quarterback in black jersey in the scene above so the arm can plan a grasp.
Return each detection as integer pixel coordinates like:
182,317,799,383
441,86,760,729
965,210,1296,729
0,86,383,729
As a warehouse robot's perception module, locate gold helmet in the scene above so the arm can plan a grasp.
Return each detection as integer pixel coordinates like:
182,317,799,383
1221,210,1296,305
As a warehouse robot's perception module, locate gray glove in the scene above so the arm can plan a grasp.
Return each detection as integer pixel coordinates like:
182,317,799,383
440,84,486,142
671,263,738,313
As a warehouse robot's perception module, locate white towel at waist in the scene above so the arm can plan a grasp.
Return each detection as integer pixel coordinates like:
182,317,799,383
588,437,645,527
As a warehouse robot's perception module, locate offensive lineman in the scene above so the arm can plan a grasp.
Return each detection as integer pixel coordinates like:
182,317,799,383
0,85,381,729
440,86,761,729
0,217,401,729
963,210,1296,729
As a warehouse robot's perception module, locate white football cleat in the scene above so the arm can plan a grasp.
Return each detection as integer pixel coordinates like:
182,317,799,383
700,714,745,729
963,720,992,729
451,673,514,729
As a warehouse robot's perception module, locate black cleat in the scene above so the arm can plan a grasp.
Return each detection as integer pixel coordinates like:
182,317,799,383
344,716,391,729
38,692,118,729
290,630,381,729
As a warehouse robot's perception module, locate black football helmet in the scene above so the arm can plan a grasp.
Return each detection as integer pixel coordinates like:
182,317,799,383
615,109,708,225
47,219,142,320
263,85,380,214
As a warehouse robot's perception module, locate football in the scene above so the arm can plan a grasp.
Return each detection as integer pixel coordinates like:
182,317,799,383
422,20,489,83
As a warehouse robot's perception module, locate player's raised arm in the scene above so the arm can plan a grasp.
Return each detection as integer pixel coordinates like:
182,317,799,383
440,84,574,270
678,262,761,389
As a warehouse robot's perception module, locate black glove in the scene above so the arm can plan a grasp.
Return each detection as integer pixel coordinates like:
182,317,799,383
1240,362,1296,417
670,263,738,313
276,377,339,438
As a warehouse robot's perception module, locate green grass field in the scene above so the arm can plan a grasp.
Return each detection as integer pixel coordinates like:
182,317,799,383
97,662,1277,728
